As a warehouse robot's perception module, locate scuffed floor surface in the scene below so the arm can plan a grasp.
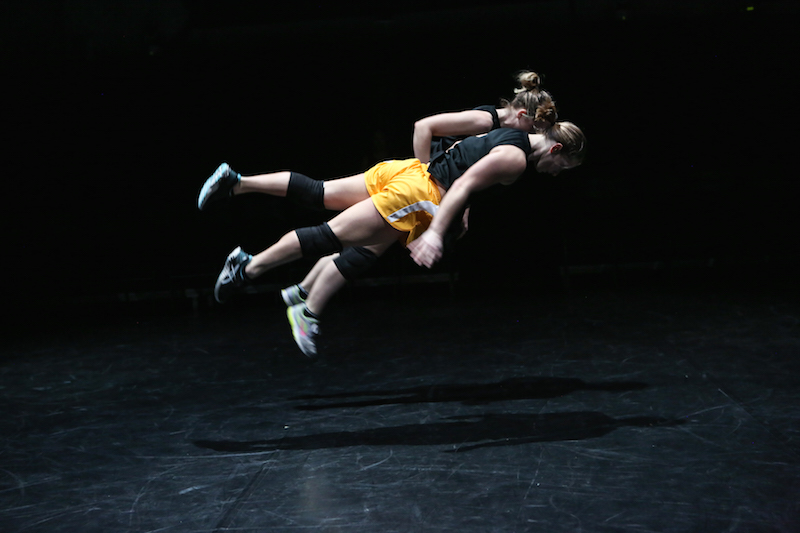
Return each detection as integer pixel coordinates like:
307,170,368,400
2,283,799,532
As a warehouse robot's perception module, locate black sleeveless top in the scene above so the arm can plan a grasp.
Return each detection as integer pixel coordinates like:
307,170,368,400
427,105,501,162
473,105,502,130
427,128,532,191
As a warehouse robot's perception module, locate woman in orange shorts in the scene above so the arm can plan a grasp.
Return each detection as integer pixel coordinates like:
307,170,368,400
198,71,564,356
276,70,559,306
199,118,585,357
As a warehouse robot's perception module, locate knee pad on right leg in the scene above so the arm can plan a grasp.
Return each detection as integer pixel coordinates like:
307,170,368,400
287,172,325,211
333,247,379,281
296,223,343,258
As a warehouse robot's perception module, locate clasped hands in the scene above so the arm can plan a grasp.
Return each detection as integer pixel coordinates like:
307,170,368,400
408,231,444,268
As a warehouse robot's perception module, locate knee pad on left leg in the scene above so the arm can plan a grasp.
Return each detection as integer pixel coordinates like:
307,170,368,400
287,172,326,211
334,246,379,281
296,223,343,258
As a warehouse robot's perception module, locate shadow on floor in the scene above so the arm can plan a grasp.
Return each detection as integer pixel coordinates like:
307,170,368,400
194,411,682,453
289,376,649,410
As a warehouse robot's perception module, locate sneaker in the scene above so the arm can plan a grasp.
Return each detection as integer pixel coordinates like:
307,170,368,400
214,246,252,303
198,162,240,210
287,304,320,358
281,284,307,307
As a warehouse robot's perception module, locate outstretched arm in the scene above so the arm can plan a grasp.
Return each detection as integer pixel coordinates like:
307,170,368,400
413,110,496,164
408,145,527,268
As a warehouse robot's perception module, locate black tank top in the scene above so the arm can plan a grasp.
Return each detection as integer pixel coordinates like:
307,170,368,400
428,105,501,162
427,128,532,191
472,105,502,130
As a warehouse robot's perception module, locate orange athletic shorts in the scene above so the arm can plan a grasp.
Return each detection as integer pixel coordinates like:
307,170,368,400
364,158,442,246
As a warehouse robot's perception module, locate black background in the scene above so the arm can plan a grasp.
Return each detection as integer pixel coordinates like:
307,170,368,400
3,0,798,319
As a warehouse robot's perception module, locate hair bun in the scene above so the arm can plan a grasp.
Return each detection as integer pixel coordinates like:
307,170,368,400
516,70,541,92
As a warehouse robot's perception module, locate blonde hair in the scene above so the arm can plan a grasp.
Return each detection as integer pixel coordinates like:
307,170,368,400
500,70,558,129
546,121,586,164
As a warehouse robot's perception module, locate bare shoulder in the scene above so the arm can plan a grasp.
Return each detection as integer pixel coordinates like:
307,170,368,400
493,144,528,167
487,145,527,185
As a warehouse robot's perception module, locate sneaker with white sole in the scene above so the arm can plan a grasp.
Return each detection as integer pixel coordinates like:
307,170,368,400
198,162,240,210
214,246,252,303
281,284,308,307
287,304,320,358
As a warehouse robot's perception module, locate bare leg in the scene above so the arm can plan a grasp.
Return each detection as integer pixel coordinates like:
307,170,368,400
303,262,346,316
235,171,291,196
272,202,400,358
234,172,370,211
244,231,304,279
244,197,402,280
299,254,340,293
325,197,401,245
319,174,370,210
305,242,393,315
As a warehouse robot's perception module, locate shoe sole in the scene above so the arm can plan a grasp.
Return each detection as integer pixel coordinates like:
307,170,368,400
281,287,306,307
198,163,230,210
287,306,317,358
214,246,242,304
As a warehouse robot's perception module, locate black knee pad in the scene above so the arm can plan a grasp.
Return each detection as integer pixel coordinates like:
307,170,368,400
334,246,379,281
296,223,342,258
287,172,325,211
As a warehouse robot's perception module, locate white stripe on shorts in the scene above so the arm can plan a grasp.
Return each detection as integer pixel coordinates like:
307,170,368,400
387,201,439,222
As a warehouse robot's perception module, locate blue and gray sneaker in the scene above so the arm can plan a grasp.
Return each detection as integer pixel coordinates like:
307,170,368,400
281,284,308,307
198,163,240,210
214,246,252,304
287,304,320,358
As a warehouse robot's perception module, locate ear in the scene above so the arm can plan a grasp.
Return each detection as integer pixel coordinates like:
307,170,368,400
549,143,563,154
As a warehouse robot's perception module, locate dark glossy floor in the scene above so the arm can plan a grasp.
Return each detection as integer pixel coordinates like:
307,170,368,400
2,272,799,532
